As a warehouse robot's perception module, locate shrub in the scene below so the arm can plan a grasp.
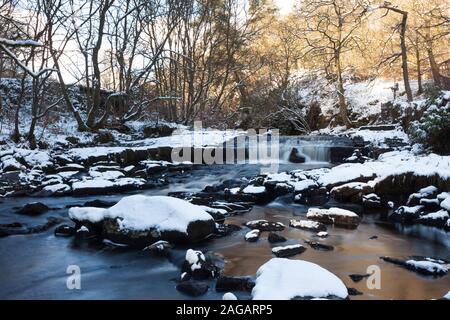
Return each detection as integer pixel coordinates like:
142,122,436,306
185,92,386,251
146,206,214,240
409,94,450,155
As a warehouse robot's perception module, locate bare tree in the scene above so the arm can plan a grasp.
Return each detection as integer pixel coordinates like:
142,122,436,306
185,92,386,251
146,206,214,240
295,0,370,127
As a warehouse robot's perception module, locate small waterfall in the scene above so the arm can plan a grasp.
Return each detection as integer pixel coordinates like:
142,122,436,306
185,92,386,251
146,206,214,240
225,134,352,164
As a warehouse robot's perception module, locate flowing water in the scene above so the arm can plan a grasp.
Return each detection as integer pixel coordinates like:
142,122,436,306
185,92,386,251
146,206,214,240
0,141,449,300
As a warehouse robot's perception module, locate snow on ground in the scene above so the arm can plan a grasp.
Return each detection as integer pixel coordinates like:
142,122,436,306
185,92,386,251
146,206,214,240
309,150,450,188
347,126,410,148
252,258,348,300
69,195,214,233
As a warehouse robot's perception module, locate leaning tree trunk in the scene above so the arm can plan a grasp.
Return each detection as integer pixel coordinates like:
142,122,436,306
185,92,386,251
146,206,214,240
381,5,413,101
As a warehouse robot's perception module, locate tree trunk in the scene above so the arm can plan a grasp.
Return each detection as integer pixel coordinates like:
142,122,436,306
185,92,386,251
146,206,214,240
415,37,423,95
27,78,38,149
335,53,351,127
428,47,442,88
399,13,413,101
425,20,442,88
382,5,413,101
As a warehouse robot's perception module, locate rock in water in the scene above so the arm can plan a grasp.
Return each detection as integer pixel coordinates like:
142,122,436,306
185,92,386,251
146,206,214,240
288,148,306,163
306,207,360,228
289,219,327,232
349,274,371,283
143,240,173,256
176,281,209,297
216,276,255,292
252,258,348,300
182,249,220,280
267,232,287,243
245,220,285,231
272,244,306,258
54,225,75,237
381,256,449,276
16,202,49,216
223,292,238,300
69,195,215,246
304,240,334,251
330,182,373,203
347,287,363,296
245,229,260,242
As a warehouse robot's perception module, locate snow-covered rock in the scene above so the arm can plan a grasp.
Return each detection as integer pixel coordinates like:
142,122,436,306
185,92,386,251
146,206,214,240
242,185,266,194
182,249,220,279
330,182,373,202
307,207,360,228
252,258,348,300
245,229,260,242
289,219,327,232
245,220,285,232
69,195,215,246
417,210,449,228
390,205,424,223
441,197,450,211
71,177,146,195
223,292,238,300
272,244,306,258
407,186,438,206
381,256,449,276
443,291,450,300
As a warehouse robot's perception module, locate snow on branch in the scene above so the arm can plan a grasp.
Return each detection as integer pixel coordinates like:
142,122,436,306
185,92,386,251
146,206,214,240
0,38,44,47
0,42,57,79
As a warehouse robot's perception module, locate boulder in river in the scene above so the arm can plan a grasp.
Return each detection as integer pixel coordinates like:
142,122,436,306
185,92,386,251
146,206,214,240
181,249,221,280
223,292,238,300
216,276,255,292
252,258,348,300
69,195,216,246
289,219,327,232
16,202,49,216
381,256,449,276
176,281,209,297
54,225,76,237
272,244,306,258
143,240,173,256
306,207,360,229
245,220,285,232
245,229,260,242
416,210,449,228
288,148,306,163
267,232,287,243
330,182,373,203
304,240,334,251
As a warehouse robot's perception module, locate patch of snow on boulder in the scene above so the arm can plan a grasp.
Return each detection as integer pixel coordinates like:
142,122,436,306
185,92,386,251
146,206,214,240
242,185,266,194
252,258,348,300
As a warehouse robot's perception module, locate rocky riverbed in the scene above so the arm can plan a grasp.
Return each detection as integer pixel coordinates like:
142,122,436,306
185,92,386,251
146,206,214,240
0,127,449,300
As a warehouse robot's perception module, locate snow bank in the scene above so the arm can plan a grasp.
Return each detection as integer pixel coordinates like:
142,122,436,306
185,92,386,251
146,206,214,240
312,151,450,188
252,258,348,300
348,127,410,148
